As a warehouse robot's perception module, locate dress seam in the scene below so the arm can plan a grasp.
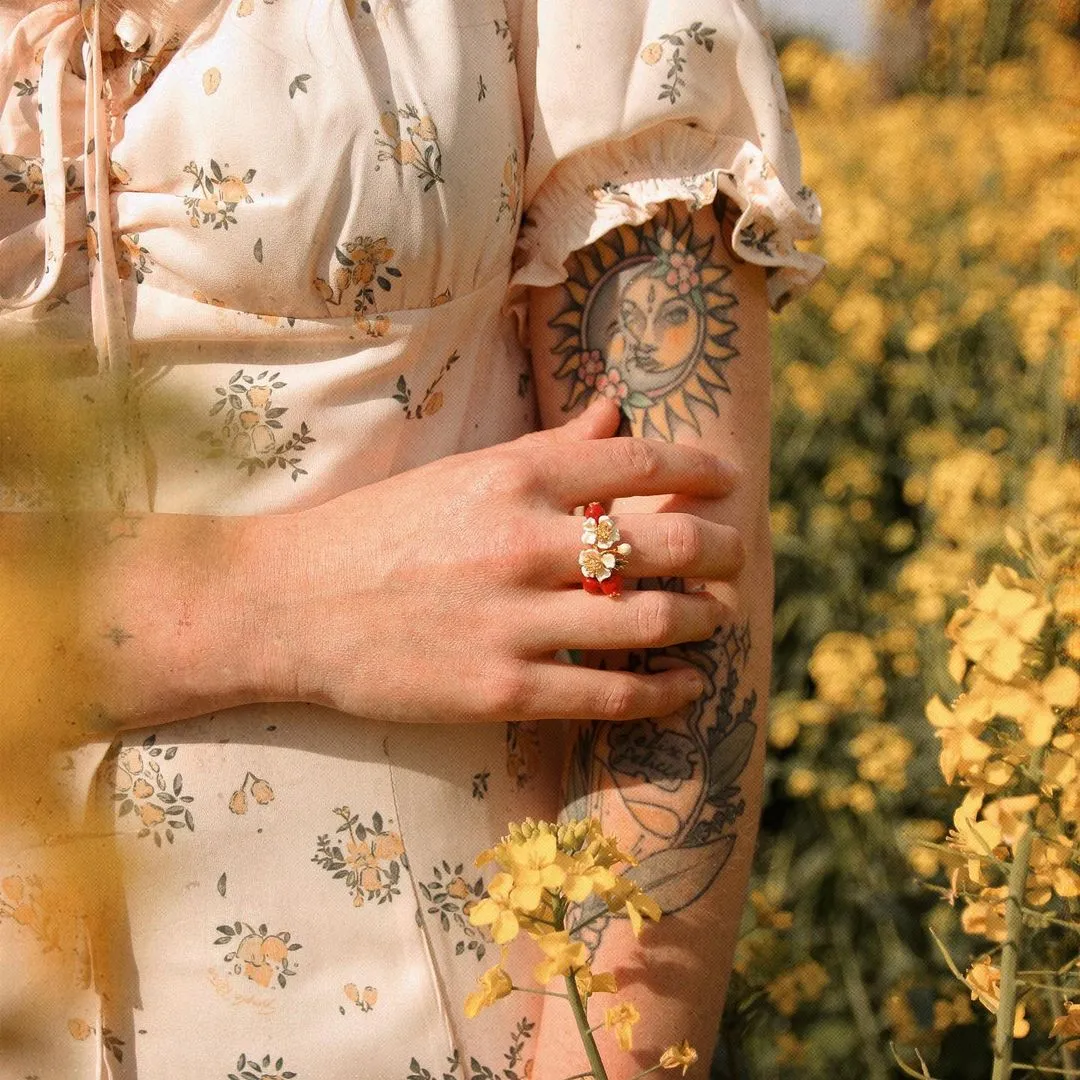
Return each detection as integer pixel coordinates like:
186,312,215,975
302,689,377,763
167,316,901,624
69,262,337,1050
384,734,462,1067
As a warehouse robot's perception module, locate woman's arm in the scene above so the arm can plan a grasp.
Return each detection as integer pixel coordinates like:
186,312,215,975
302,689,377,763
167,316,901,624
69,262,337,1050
527,197,772,1078
1,394,740,742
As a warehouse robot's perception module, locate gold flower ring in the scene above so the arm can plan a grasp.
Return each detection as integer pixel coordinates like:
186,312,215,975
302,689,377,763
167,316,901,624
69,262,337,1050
579,501,631,597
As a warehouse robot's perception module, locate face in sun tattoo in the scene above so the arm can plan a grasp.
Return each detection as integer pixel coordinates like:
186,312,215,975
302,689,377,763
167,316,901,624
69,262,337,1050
548,201,739,440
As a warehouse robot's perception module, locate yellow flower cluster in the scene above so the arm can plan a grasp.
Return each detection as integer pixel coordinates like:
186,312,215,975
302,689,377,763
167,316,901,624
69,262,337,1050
468,818,660,950
463,818,693,1079
921,514,1080,1048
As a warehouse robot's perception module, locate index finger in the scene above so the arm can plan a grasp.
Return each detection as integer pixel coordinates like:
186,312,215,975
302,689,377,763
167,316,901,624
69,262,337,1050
534,437,737,507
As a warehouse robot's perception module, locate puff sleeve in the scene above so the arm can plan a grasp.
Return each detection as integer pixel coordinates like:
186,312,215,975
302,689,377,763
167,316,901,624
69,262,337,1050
507,0,825,314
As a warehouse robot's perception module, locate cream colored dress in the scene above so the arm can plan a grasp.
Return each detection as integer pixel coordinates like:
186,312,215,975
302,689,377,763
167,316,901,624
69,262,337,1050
0,1,822,1076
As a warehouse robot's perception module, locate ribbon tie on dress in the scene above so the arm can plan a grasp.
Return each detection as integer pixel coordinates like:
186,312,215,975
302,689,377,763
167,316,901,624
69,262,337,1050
0,0,152,511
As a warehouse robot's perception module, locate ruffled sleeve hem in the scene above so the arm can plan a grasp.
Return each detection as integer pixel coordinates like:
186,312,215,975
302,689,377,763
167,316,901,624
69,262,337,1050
507,122,824,324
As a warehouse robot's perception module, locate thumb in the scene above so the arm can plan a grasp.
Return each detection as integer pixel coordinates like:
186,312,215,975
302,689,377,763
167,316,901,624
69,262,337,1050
528,395,622,445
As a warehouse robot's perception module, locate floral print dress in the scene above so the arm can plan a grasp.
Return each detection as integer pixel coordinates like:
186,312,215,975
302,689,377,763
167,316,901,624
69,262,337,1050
0,0,822,1076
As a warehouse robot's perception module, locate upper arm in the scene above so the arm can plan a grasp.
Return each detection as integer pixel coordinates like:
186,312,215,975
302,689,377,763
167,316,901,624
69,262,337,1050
527,197,773,539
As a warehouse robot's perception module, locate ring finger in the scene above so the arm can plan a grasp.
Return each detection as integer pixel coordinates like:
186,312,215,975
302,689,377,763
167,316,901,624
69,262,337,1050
537,511,745,584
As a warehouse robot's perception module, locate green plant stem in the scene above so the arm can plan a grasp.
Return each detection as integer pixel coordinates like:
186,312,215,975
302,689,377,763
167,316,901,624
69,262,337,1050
565,971,609,1080
624,1067,664,1080
831,916,891,1080
510,984,570,999
992,743,1048,1080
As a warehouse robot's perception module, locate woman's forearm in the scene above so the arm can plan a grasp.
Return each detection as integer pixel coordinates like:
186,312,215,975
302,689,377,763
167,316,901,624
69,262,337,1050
1,509,269,738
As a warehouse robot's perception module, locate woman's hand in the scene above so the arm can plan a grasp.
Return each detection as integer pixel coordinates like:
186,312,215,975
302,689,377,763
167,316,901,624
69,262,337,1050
258,397,744,725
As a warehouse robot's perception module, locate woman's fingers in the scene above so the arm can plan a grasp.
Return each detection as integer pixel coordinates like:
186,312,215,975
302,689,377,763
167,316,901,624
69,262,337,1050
531,512,745,583
529,437,738,506
518,660,705,722
526,587,727,653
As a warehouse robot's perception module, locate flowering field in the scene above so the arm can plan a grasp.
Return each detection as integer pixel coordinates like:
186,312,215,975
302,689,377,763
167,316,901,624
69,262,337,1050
720,6,1080,1077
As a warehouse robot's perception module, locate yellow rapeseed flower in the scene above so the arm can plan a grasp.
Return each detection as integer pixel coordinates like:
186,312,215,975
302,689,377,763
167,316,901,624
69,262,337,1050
659,1040,699,1074
946,566,1050,683
604,1001,641,1051
467,873,520,944
503,831,566,912
463,964,513,1018
533,930,589,985
574,965,618,998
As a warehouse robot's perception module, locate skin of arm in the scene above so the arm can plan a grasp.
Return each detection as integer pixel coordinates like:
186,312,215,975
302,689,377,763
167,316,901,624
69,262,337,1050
526,196,772,1079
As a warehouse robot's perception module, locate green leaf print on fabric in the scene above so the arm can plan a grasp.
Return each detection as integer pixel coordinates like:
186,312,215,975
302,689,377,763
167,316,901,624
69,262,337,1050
197,370,316,480
406,1018,534,1080
108,733,194,845
228,1052,297,1079
638,23,717,105
417,862,488,962
312,808,408,907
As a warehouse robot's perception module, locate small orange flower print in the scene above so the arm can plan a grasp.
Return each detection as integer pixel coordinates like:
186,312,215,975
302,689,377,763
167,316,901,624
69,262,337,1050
342,982,378,1012
198,369,315,480
315,234,402,319
228,771,275,814
0,872,92,988
108,733,194,845
183,159,256,230
506,721,541,789
117,233,153,283
228,1051,298,1079
216,922,301,991
497,147,522,228
640,41,663,65
1,153,51,204
374,104,443,190
312,808,407,908
68,1018,92,1040
392,351,459,420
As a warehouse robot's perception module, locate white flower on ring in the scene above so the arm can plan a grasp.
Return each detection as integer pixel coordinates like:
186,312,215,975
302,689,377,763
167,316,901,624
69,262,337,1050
580,548,617,582
582,514,620,551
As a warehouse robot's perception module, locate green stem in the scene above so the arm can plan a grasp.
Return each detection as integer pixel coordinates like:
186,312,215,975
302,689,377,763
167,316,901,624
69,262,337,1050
625,1067,664,1080
565,971,609,1080
992,743,1047,1080
570,907,615,934
510,985,570,999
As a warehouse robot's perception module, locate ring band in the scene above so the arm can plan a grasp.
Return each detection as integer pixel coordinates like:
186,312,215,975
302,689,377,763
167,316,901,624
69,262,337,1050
579,501,631,597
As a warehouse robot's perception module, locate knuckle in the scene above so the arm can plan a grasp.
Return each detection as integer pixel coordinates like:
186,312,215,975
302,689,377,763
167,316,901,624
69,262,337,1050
634,592,679,646
483,662,531,719
597,677,637,721
485,452,536,498
664,517,702,572
619,439,661,482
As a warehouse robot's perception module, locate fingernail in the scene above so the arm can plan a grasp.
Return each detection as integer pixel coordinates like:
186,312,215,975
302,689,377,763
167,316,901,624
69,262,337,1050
684,673,705,698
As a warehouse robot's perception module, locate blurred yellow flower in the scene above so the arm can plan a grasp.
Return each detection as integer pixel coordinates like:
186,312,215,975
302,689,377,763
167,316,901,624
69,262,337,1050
808,632,886,715
463,964,513,1018
604,1002,641,1051
659,1040,698,1074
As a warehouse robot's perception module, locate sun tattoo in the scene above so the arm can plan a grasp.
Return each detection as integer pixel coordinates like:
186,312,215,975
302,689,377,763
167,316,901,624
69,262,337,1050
548,202,738,441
